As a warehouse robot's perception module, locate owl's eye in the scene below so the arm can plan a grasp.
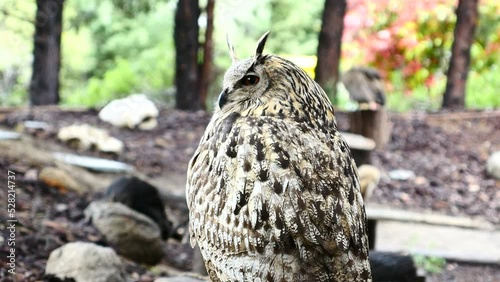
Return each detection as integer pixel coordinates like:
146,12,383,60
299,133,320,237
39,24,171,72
242,75,260,86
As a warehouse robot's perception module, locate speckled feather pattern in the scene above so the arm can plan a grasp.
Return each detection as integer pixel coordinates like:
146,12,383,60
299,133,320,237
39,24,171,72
187,40,371,281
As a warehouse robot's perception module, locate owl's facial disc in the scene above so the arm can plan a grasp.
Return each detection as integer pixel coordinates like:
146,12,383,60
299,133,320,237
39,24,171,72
218,69,262,109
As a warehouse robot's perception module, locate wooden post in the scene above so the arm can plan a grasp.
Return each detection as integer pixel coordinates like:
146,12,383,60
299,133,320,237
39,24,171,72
349,108,391,149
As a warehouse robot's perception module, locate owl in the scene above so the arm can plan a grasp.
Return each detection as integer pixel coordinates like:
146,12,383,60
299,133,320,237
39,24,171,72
341,67,386,110
186,32,372,281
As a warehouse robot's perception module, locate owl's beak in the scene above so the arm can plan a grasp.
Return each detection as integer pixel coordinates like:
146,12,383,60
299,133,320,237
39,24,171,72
218,89,229,109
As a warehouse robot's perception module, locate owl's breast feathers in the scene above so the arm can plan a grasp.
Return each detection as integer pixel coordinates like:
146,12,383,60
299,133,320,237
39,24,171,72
187,112,371,281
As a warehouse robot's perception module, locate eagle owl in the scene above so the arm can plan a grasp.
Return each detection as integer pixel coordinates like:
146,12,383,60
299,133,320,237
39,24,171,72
187,32,372,281
341,67,386,110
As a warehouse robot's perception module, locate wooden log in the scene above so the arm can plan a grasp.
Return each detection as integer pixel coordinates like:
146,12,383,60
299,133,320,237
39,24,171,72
349,108,391,149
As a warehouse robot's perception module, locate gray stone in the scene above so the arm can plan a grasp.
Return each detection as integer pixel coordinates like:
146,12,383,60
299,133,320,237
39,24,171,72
85,201,164,264
389,169,416,180
45,241,126,282
39,167,88,194
99,94,159,130
486,151,500,180
154,277,207,282
57,124,124,153
105,176,174,240
0,130,21,140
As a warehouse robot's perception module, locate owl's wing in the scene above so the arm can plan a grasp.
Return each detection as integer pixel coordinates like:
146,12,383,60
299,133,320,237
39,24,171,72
187,114,369,263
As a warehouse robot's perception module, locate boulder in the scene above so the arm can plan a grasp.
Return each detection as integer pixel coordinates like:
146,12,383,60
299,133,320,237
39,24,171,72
57,124,124,153
45,241,126,282
39,167,88,194
85,201,164,265
98,94,159,130
105,176,174,239
486,151,500,180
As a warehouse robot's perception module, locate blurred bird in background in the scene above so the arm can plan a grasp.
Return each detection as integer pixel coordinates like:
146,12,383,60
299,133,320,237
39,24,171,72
341,67,386,110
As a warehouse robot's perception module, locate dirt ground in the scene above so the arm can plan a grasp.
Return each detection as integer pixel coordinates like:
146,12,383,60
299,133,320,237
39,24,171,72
0,106,499,281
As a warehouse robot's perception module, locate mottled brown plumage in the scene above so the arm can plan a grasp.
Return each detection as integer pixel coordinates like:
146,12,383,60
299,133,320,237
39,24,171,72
341,67,386,109
186,32,371,281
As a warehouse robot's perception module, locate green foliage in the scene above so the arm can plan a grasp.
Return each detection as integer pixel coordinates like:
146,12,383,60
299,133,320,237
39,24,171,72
473,2,500,71
413,254,446,274
60,0,176,107
344,0,499,111
0,0,35,106
466,69,500,109
0,84,28,106
267,0,322,55
64,58,136,106
0,0,498,110
386,70,445,112
333,84,357,111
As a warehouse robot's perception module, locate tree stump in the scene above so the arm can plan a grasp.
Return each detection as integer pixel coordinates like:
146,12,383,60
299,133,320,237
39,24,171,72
349,109,391,149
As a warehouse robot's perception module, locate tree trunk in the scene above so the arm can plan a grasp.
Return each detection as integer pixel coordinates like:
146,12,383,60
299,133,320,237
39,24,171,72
442,0,479,109
315,0,347,99
29,0,64,105
198,0,215,110
174,0,201,111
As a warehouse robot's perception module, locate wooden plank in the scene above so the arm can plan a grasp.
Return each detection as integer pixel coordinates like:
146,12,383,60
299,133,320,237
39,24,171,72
375,220,500,264
366,205,496,231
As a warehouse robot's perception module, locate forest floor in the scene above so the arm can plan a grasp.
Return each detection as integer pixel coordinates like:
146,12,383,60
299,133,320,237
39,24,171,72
0,106,499,281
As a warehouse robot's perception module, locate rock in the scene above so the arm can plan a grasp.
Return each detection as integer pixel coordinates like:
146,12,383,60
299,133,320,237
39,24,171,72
0,130,21,140
85,201,164,265
154,277,207,282
358,165,381,201
39,167,88,194
389,169,416,180
105,176,174,240
486,151,500,180
57,124,124,153
99,94,159,130
45,241,126,282
24,120,51,130
369,251,422,282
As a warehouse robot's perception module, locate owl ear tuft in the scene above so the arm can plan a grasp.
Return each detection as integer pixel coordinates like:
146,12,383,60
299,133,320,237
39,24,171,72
255,31,270,59
226,34,238,63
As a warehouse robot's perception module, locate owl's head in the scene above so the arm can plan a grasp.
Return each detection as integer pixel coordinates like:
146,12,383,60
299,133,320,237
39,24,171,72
217,32,271,111
217,32,332,120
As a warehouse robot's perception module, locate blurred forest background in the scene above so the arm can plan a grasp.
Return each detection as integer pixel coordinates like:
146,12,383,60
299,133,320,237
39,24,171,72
0,0,499,112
